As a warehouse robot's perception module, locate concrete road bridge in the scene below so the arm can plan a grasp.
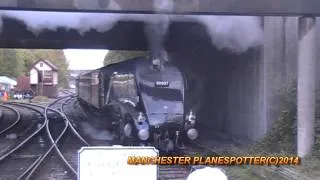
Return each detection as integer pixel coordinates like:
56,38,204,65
0,0,319,157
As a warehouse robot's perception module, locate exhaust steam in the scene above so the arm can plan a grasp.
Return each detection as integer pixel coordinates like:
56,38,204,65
0,5,262,54
144,0,174,64
80,122,115,140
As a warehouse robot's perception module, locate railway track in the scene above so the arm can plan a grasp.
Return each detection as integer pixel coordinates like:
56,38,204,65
0,104,21,136
10,96,90,180
13,97,69,179
60,89,75,97
0,103,48,180
25,96,76,180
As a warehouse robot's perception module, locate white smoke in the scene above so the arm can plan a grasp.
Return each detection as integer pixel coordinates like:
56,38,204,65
153,0,175,12
108,0,121,10
144,0,174,60
0,10,263,53
80,122,115,140
183,15,263,53
0,11,122,36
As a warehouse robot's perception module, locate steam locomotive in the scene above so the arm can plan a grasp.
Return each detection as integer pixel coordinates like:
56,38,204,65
76,57,199,152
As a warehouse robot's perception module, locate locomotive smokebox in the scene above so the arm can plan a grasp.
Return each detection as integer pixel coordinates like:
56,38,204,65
144,17,170,70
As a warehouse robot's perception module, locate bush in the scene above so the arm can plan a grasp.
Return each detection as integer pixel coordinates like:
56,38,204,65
254,80,320,156
254,81,297,154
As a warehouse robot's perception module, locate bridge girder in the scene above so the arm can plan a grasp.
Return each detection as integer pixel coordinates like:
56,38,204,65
0,0,319,16
0,16,213,50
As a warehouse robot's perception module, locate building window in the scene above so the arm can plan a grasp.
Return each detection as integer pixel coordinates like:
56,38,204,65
40,62,43,67
42,71,53,83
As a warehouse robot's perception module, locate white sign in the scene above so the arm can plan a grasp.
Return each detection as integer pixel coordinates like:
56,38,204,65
78,146,159,180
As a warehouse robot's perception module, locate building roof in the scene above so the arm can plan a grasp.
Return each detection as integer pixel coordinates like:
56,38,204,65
31,59,59,71
0,76,17,86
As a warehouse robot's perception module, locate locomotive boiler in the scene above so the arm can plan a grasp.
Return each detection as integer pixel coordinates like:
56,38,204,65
77,56,199,152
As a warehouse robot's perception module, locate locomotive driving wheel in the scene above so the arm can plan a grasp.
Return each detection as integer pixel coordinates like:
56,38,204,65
113,104,125,145
114,104,135,146
117,110,131,145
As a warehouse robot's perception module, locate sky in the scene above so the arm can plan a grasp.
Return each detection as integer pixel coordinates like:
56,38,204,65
63,49,109,70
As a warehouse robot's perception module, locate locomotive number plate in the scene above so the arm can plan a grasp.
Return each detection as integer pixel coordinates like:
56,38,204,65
78,146,159,180
155,81,169,87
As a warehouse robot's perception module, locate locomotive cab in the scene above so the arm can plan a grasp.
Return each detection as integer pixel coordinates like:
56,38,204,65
104,73,150,144
106,73,139,107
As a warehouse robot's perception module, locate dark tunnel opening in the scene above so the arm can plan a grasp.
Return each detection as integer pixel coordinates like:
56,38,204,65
164,22,262,142
169,46,261,142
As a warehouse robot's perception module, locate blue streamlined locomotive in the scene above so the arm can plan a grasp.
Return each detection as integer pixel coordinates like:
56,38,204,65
76,57,199,152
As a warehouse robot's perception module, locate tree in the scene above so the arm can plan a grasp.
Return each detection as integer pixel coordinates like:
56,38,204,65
0,49,24,77
16,49,36,76
103,50,147,66
0,49,69,88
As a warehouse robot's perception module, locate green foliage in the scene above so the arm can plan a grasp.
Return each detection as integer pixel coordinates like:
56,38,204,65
254,81,297,154
0,49,24,77
0,49,69,88
16,49,37,76
103,50,147,66
254,80,320,155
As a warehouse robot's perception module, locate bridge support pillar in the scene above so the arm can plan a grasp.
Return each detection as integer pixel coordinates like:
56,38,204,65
297,17,317,157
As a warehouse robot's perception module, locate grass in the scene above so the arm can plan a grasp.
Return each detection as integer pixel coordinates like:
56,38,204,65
31,96,49,102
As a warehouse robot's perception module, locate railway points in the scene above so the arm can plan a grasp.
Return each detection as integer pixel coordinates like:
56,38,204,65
0,102,48,180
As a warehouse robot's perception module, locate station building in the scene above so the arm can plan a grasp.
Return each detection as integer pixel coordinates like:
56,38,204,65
29,59,59,98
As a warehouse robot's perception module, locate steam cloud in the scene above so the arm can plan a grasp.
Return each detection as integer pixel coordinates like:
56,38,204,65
144,0,173,60
0,8,263,54
107,0,121,10
187,15,263,53
80,122,115,140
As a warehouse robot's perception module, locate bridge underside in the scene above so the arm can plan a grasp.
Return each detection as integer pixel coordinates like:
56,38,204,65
0,17,211,50
0,0,320,16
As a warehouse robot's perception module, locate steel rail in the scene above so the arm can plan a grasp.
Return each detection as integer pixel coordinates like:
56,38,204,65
43,97,77,175
61,96,90,146
19,96,89,179
18,97,71,180
0,103,47,161
16,155,42,180
0,104,21,135
11,97,77,178
15,98,90,146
